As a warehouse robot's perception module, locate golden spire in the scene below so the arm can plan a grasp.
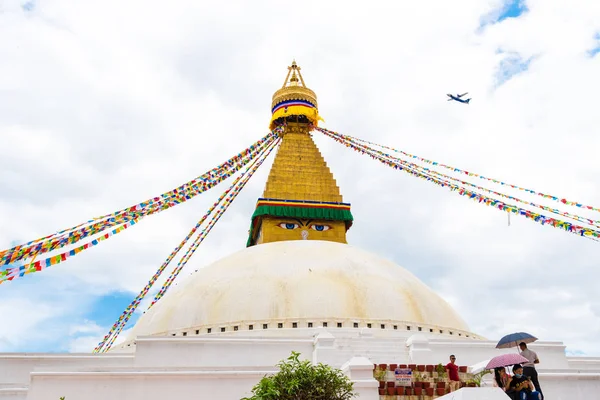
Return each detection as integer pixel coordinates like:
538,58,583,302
248,61,352,247
261,133,343,203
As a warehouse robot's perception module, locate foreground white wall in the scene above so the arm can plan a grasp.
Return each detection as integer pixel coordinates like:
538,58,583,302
0,353,133,400
2,331,600,400
0,354,133,386
26,362,379,400
437,387,513,400
407,336,569,369
341,357,379,400
0,386,27,400
568,356,600,370
539,372,600,400
134,336,314,367
21,335,380,400
27,371,270,400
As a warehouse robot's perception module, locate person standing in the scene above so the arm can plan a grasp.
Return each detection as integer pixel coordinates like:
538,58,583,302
519,342,543,399
445,354,461,392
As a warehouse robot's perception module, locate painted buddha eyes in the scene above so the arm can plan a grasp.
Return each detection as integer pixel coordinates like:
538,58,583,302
277,222,331,231
278,223,300,230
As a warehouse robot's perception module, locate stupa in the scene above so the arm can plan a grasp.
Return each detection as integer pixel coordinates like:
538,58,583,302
122,61,476,345
1,62,598,400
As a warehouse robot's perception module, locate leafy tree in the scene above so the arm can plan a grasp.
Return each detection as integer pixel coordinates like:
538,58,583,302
242,351,356,400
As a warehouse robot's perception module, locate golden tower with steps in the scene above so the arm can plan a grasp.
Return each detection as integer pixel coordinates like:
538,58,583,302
262,129,343,203
247,62,353,246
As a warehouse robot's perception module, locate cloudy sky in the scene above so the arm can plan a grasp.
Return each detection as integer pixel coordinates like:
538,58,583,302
1,0,599,356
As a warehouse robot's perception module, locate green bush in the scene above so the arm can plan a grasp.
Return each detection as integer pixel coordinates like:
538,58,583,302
242,351,356,400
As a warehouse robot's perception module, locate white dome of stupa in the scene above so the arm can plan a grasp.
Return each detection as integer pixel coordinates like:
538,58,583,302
124,240,475,344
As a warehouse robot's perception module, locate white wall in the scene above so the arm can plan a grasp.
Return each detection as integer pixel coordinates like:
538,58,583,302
0,354,133,386
539,372,600,400
134,336,314,367
3,332,600,400
25,356,381,400
407,336,570,369
437,387,515,399
0,387,27,400
26,371,270,400
567,357,600,370
341,357,379,400
316,331,411,366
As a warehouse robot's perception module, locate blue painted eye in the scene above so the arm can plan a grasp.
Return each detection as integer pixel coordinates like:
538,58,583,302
278,222,300,230
310,224,331,231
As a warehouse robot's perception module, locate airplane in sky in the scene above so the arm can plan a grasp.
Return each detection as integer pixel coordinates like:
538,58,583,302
447,92,471,104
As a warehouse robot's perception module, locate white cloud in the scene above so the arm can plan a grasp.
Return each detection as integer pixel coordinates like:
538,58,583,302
0,298,57,351
67,322,128,353
1,0,600,357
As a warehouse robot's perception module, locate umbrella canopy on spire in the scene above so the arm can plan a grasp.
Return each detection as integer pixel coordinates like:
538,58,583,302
269,60,322,130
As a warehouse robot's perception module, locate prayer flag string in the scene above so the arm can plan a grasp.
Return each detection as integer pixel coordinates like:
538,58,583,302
317,127,600,241
93,137,281,353
150,138,281,307
101,138,281,353
314,127,600,229
0,220,139,284
318,127,600,214
0,129,281,267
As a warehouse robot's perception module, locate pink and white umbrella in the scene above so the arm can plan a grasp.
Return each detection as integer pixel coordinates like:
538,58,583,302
485,354,530,370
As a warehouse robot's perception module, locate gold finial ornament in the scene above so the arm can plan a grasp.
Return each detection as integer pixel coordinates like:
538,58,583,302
269,61,322,130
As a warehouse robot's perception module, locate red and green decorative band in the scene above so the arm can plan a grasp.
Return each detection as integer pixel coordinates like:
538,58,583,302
256,198,351,211
246,198,353,247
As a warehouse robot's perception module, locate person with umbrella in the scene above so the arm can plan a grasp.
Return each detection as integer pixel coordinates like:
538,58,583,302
519,342,543,399
496,332,543,399
496,332,538,351
487,353,530,398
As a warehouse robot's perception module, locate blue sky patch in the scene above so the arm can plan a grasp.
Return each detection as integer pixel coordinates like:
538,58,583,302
495,51,533,86
11,291,140,353
21,1,36,12
87,291,140,328
480,0,528,29
497,0,528,22
587,33,600,57
566,348,586,356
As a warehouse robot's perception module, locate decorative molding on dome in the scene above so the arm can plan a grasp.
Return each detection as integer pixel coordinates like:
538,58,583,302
117,317,482,350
